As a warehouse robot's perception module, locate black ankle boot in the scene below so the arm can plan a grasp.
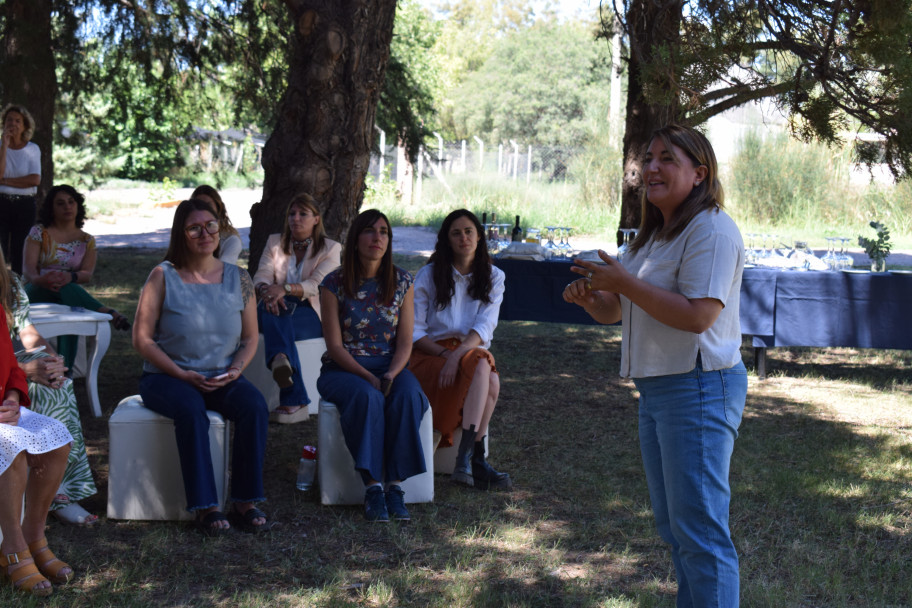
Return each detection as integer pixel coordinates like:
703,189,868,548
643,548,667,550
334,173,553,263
451,426,476,487
471,437,512,491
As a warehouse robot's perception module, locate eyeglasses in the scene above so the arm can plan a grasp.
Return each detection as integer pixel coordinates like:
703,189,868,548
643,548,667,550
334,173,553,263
185,220,220,239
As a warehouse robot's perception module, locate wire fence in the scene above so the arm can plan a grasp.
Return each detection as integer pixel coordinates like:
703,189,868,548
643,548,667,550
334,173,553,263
368,137,583,185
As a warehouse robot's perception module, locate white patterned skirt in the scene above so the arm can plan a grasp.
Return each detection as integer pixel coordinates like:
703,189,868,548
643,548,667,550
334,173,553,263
0,407,73,476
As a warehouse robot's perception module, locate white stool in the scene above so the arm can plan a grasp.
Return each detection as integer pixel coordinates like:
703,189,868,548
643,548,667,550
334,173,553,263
318,398,434,505
106,396,230,521
433,428,489,474
244,335,326,417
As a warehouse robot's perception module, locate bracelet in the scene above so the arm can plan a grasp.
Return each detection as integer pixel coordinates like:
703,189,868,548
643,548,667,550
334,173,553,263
438,347,448,357
71,271,78,283
228,366,241,376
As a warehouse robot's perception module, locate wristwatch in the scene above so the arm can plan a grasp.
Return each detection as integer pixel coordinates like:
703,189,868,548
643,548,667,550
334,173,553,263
71,272,78,283
284,284,293,295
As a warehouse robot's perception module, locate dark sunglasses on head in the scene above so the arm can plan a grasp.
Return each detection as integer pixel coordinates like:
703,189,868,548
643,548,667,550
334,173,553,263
185,220,220,239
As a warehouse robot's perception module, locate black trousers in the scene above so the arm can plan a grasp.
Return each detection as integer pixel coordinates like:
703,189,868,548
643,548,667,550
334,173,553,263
0,193,36,274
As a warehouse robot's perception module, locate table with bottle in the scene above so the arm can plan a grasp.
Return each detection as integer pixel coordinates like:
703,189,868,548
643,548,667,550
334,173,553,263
491,227,912,378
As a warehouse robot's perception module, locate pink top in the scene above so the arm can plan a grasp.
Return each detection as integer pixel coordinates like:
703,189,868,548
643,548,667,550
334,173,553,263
27,224,96,274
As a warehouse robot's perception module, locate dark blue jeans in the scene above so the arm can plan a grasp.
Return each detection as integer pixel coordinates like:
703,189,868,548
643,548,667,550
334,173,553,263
257,297,322,407
140,372,269,512
317,355,428,484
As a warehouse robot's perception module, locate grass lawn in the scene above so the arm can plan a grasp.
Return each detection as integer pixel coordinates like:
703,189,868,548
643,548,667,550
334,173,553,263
4,248,910,607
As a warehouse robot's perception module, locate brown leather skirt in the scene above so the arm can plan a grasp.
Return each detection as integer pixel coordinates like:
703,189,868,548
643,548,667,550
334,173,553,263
409,337,497,447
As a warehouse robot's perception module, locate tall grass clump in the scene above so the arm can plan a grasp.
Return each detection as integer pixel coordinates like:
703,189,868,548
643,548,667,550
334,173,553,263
726,129,849,227
725,130,912,248
364,146,622,238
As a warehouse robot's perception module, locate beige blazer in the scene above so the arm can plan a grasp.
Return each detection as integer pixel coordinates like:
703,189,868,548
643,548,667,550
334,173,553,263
253,234,342,319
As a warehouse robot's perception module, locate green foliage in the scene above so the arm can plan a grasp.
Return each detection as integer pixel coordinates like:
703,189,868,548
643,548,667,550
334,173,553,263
725,130,912,246
443,19,611,145
52,142,125,191
857,221,893,263
727,130,851,225
378,0,444,162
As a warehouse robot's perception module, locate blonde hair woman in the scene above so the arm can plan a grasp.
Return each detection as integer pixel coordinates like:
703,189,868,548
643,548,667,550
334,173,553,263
252,193,341,423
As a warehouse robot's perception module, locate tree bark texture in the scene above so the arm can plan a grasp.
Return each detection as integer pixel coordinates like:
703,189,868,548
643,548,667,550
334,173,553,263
249,0,397,275
617,0,682,244
0,0,56,196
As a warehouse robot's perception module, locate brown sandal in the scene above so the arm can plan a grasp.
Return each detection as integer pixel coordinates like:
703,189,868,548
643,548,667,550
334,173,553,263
0,549,53,597
28,538,73,584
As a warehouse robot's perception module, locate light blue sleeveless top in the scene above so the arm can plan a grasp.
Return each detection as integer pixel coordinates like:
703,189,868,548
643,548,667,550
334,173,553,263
143,261,244,376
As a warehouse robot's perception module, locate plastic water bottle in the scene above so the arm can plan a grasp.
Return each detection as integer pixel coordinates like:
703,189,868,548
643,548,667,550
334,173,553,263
296,446,317,491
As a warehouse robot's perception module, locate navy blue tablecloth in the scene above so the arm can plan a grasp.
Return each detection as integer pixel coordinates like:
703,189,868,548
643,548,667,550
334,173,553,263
494,259,912,350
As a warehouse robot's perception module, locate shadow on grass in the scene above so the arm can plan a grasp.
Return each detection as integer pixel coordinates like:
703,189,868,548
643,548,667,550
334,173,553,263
8,250,909,607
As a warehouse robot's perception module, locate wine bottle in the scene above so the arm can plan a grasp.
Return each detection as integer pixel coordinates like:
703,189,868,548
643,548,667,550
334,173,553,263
488,212,497,241
511,215,522,242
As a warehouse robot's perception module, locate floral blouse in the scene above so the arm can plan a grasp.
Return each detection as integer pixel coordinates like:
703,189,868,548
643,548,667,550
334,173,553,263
321,267,413,357
27,225,95,274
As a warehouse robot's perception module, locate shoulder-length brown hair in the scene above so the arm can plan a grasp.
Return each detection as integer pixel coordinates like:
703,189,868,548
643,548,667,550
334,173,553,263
629,124,724,254
280,193,327,259
341,209,395,305
1,104,35,142
428,209,493,310
191,184,240,238
38,185,88,229
164,198,221,268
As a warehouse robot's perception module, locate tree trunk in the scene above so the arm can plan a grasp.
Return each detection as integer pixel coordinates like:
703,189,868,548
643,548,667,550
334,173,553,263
0,0,56,195
618,0,683,244
249,0,398,275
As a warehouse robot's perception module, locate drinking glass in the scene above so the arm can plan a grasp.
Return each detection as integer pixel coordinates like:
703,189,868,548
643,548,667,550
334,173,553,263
822,237,836,270
617,229,632,259
838,237,854,269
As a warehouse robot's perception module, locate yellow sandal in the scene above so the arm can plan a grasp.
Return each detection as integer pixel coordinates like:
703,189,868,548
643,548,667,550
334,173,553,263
0,549,54,597
28,538,73,585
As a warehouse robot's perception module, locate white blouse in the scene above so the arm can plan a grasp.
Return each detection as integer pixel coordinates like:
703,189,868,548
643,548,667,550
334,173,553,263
413,263,505,349
619,208,744,378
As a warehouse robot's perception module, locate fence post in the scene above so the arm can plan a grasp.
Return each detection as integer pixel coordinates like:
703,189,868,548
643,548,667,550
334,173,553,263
377,128,386,182
510,140,519,181
433,132,444,174
527,145,532,183
416,146,424,204
474,136,485,172
498,143,504,175
461,140,467,173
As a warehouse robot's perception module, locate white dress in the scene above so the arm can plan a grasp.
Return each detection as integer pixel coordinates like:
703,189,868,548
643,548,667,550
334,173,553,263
0,407,72,476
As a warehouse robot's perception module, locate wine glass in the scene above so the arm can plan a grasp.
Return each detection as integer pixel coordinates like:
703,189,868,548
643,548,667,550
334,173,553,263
617,228,632,259
544,226,558,253
822,237,836,270
838,237,854,269
560,227,574,257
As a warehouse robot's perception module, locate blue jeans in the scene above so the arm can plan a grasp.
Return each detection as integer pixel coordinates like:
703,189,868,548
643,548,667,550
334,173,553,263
257,297,322,407
139,372,269,512
634,359,747,608
317,355,428,484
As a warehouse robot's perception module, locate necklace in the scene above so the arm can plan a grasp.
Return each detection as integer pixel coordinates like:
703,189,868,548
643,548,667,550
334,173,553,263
293,237,312,251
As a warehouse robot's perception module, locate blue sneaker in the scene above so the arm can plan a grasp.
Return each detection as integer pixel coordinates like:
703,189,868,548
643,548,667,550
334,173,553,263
364,485,389,522
385,485,410,522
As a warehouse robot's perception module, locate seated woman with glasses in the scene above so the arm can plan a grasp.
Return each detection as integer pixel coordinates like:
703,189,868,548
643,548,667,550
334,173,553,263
133,198,272,535
190,185,243,265
252,193,341,424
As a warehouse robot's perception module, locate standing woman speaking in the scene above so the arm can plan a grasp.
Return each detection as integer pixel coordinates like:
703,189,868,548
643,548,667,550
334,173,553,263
0,104,41,274
564,125,746,607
